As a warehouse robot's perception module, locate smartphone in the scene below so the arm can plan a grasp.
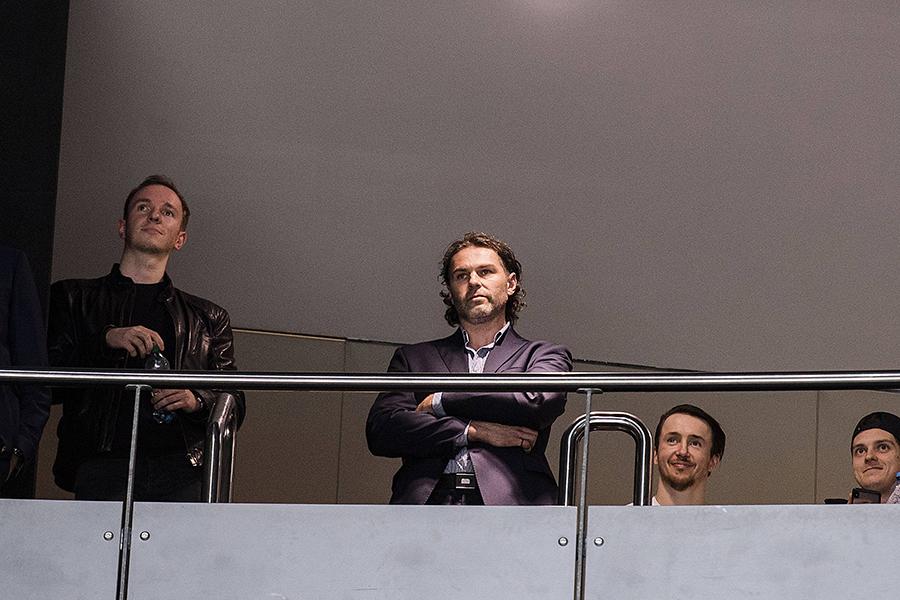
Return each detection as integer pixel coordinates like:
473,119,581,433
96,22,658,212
850,487,881,504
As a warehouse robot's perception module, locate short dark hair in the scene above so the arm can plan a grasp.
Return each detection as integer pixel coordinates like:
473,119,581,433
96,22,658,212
654,403,726,460
123,175,190,230
439,231,526,326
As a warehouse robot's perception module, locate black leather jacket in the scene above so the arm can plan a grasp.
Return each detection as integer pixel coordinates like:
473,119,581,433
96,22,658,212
48,264,246,491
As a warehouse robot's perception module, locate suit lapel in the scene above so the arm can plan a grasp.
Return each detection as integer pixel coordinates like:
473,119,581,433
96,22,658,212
483,327,526,373
436,329,468,373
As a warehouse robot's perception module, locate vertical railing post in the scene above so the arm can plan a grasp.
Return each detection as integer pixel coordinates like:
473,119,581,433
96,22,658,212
201,421,220,503
202,393,236,503
629,417,653,506
573,388,599,600
221,413,236,502
116,383,150,600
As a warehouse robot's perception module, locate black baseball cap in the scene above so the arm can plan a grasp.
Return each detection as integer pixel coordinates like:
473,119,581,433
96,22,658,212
852,411,900,446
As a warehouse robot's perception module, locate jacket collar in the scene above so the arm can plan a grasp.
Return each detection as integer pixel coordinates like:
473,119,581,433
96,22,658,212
106,263,175,298
436,325,526,373
437,329,468,373
482,326,526,373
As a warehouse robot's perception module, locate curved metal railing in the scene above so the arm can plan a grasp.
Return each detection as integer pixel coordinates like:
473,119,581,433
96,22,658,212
558,411,653,507
203,393,238,503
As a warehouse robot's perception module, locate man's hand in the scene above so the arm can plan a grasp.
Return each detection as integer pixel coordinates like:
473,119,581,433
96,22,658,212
415,394,435,413
151,389,202,414
468,420,538,452
105,326,164,358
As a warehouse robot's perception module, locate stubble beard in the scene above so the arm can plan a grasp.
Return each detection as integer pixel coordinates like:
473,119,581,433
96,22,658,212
660,464,700,493
453,294,505,326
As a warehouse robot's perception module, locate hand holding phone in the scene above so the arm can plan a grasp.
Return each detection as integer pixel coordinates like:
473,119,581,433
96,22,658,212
850,487,881,504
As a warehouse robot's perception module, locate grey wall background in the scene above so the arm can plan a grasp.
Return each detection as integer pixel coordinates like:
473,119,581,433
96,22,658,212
52,2,900,372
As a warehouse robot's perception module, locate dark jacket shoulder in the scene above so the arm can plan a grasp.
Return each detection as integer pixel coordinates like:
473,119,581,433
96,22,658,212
172,287,231,321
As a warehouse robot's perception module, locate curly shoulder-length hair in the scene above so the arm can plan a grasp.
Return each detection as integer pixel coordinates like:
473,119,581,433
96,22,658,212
439,231,526,326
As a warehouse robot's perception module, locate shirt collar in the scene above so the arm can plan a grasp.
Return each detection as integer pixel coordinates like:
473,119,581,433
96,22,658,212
461,322,510,353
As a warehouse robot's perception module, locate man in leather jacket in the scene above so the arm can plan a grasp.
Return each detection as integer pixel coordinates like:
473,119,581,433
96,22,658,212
48,175,245,500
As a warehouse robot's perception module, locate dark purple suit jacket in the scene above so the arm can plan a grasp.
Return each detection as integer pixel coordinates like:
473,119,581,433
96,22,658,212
366,328,572,505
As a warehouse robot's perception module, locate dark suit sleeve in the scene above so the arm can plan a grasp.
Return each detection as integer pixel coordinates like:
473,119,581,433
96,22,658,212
8,252,50,462
366,346,468,459
438,342,572,430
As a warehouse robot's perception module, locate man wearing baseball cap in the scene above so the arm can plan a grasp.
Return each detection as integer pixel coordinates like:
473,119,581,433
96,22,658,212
850,411,900,503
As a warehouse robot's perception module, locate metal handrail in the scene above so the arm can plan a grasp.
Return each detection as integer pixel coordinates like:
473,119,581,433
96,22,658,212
6,366,900,390
558,411,653,507
10,366,900,505
10,367,900,502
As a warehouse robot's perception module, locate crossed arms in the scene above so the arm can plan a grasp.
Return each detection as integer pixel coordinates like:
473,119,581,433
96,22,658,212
366,341,572,459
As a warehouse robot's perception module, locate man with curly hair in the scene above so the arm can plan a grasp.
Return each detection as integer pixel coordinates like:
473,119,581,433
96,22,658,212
367,232,572,505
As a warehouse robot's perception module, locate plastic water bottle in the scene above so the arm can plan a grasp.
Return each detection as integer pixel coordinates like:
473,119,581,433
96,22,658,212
887,472,900,504
144,344,174,424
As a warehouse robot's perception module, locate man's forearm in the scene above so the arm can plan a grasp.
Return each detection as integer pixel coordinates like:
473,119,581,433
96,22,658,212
438,389,567,430
367,391,468,458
